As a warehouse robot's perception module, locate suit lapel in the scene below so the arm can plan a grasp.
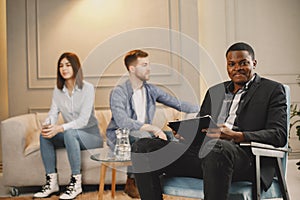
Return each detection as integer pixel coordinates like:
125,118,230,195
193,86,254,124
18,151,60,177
237,75,261,113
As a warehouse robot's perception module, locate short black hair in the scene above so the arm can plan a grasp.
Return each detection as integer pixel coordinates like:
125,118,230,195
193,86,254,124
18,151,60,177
226,42,255,60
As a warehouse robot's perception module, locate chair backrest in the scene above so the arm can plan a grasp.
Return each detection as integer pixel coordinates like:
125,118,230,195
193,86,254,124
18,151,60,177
283,84,290,176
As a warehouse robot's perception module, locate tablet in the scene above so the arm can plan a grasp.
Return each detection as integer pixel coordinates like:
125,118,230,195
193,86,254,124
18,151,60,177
167,115,218,136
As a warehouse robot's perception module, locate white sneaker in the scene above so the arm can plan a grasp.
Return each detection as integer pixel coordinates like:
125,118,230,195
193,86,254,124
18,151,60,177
59,174,82,200
33,173,59,198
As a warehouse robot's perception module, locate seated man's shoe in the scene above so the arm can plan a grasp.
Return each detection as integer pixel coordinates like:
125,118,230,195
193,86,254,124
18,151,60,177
124,177,140,198
59,174,82,200
296,161,300,166
33,173,59,198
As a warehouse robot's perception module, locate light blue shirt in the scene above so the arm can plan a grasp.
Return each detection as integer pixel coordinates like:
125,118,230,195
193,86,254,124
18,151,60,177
47,80,98,131
106,79,200,147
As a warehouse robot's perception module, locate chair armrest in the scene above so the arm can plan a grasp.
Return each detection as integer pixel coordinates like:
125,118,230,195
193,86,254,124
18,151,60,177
240,142,289,158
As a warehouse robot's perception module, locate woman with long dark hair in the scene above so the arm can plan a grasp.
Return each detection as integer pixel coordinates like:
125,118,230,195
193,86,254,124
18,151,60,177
34,52,103,199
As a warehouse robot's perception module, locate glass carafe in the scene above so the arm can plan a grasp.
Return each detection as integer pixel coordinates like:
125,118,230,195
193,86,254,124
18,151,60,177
114,128,131,160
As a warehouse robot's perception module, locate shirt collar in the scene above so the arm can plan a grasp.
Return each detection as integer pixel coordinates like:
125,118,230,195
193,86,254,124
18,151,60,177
226,73,256,93
62,84,81,93
133,84,144,92
126,79,147,95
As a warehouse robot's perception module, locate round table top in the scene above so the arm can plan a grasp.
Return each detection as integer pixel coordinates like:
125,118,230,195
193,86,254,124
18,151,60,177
90,152,131,163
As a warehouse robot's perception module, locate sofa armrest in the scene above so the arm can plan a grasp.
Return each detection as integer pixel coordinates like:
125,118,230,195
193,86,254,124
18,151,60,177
1,113,40,159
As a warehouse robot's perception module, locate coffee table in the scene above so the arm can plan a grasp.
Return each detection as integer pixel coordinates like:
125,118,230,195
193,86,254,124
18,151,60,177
90,151,132,200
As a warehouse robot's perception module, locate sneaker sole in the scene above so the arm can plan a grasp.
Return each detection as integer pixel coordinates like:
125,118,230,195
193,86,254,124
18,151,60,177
33,191,60,198
59,192,82,200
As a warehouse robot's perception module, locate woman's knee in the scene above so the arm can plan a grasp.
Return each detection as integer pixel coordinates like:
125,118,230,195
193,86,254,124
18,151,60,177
40,133,49,144
63,129,78,141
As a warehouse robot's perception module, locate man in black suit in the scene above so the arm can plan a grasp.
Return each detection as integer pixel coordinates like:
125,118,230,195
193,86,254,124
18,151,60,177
131,42,287,200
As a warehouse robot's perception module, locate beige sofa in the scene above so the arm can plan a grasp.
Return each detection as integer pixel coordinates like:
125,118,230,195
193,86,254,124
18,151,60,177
1,107,186,193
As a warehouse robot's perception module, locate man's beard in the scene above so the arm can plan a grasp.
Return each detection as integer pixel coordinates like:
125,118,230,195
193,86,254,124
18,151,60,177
235,81,246,86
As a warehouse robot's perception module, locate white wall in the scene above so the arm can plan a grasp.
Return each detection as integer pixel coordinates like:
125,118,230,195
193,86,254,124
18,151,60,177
198,0,300,97
198,0,300,152
5,0,300,152
6,0,201,116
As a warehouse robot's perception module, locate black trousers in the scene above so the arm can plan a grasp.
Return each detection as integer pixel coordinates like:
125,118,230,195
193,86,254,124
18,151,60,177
131,138,254,200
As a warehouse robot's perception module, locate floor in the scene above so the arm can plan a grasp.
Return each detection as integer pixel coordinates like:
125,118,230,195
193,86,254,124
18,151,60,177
285,159,300,199
0,159,299,199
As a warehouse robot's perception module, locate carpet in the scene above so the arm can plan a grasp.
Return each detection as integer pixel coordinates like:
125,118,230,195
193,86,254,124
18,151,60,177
0,191,200,200
0,191,126,200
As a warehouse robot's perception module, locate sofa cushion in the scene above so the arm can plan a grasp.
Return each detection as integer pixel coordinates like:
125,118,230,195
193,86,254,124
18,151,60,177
23,113,42,156
24,113,65,156
152,107,180,131
24,111,109,156
24,107,186,156
95,109,112,140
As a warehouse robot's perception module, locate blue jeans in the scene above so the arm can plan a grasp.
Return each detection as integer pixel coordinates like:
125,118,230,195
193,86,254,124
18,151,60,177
40,125,103,175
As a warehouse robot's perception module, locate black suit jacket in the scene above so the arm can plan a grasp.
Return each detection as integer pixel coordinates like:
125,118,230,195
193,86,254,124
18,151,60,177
199,74,287,189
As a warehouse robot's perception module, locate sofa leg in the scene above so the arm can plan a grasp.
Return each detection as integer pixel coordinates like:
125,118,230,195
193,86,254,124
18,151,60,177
10,187,20,197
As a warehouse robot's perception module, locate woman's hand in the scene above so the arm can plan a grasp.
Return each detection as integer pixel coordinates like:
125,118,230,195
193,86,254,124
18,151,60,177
41,124,64,139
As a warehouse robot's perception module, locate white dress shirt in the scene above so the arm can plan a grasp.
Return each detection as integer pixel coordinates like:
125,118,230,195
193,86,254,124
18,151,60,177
47,80,98,131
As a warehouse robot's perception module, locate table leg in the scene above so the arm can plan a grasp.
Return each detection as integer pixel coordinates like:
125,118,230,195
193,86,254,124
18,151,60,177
111,168,116,198
98,164,107,200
